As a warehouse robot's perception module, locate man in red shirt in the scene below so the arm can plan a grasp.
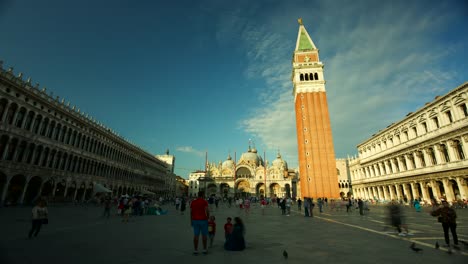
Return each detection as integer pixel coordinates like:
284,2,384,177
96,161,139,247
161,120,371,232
190,191,209,255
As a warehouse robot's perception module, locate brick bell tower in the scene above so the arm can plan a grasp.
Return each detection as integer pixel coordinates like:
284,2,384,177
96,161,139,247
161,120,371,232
292,19,340,199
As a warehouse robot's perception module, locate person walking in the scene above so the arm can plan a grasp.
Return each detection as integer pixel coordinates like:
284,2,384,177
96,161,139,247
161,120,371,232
103,198,111,219
190,191,209,255
297,198,302,211
431,200,459,249
28,200,48,239
304,197,310,217
180,197,186,215
285,196,292,216
358,198,364,216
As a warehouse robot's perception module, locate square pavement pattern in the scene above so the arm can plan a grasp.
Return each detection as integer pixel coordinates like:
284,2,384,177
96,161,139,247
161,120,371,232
0,202,467,264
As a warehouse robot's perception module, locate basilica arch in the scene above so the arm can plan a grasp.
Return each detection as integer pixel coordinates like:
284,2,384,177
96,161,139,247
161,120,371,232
236,166,253,179
206,183,217,196
235,180,250,197
219,183,230,198
270,183,281,198
256,183,265,197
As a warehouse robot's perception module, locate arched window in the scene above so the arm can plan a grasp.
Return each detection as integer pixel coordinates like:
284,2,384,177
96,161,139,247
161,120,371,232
300,74,304,81
337,168,340,176
5,138,18,160
418,151,426,167
305,73,309,81
40,118,49,136
0,98,8,121
309,73,314,80
15,141,27,162
48,121,55,138
15,107,26,127
5,103,18,125
41,147,50,167
24,111,34,130
314,73,319,80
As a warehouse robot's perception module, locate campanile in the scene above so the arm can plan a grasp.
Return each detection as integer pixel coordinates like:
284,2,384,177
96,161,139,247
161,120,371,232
292,19,340,199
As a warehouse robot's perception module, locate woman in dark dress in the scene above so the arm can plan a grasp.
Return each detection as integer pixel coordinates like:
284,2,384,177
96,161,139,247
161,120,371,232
224,217,245,251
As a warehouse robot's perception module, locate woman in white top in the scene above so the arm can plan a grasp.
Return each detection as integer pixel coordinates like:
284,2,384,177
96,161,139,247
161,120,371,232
28,200,48,238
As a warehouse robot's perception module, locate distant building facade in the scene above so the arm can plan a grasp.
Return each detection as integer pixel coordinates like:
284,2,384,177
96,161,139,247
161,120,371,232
188,145,298,198
349,82,468,203
336,158,352,198
0,62,175,205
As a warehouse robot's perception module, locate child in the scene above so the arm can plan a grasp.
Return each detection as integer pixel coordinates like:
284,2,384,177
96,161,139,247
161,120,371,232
208,215,216,247
224,217,233,240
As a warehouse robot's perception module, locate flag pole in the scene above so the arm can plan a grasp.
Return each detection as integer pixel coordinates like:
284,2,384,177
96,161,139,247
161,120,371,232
264,150,267,198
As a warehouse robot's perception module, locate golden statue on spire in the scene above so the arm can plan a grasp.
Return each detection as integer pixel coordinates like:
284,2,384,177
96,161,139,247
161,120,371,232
298,18,303,25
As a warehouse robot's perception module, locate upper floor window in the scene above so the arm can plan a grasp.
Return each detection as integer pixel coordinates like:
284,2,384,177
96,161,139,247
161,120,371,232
459,103,468,117
432,117,439,128
421,122,427,133
454,140,465,160
440,144,450,162
412,127,417,138
445,111,453,123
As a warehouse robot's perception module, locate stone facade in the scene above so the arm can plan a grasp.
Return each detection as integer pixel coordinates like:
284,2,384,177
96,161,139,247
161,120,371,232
188,146,298,198
349,82,468,204
0,62,175,205
336,158,352,197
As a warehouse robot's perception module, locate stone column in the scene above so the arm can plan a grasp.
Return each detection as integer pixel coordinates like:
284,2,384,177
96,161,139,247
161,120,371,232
434,145,444,164
388,185,396,200
391,159,398,173
51,181,58,197
419,182,431,203
0,102,11,121
395,184,402,201
441,179,456,202
81,186,88,202
410,182,420,200
383,161,390,175
430,180,442,201
63,181,69,197
403,184,413,201
0,177,11,205
455,177,468,200
73,188,79,201
1,138,11,160
19,179,30,204
378,163,385,176
404,154,414,170
447,140,458,161
34,181,45,202
461,135,468,159
414,152,422,168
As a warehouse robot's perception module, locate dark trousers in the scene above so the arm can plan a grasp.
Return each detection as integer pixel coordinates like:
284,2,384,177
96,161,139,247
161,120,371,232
28,219,43,238
442,223,458,245
304,207,309,217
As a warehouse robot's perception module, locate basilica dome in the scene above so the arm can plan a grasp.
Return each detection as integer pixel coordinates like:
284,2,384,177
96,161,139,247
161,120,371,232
222,155,235,170
239,147,263,166
272,152,288,170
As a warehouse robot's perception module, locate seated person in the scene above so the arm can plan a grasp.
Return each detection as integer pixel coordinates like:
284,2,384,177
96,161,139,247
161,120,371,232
224,217,245,251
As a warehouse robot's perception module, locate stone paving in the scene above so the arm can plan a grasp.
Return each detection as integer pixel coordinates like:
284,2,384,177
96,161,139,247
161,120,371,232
0,202,467,264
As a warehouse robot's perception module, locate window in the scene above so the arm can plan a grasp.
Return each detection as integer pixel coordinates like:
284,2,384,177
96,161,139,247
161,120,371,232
300,74,304,81
455,140,465,160
446,111,453,123
460,104,468,117
421,122,427,133
432,117,439,128
441,144,450,162
428,148,437,165
412,127,417,137
403,131,408,141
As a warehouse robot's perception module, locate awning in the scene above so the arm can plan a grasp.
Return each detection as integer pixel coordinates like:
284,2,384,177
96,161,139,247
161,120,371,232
93,183,112,193
141,189,155,195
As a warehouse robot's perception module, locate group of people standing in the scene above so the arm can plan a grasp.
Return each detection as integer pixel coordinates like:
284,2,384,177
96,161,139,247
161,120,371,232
190,191,246,255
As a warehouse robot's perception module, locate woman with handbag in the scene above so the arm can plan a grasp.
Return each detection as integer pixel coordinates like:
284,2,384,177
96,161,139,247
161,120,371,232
28,199,48,238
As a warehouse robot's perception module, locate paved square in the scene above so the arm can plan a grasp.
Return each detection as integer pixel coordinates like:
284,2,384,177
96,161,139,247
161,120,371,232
1,202,467,264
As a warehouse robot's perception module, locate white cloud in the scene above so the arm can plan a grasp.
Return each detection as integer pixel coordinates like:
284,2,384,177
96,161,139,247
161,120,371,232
215,0,466,166
176,146,205,157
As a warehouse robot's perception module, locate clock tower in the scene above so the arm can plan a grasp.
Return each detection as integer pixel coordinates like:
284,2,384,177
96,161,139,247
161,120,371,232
292,19,340,199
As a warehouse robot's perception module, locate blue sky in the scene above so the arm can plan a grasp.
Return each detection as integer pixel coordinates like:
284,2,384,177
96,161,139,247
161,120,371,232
1,0,467,178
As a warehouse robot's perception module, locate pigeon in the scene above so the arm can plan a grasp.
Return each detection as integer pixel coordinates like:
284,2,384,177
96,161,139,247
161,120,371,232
435,242,439,249
410,242,423,253
283,250,288,259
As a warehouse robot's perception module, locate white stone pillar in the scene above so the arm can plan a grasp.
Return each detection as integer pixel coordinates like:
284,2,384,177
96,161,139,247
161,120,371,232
442,179,456,203
455,177,468,201
378,163,385,176
1,177,11,205
414,152,422,168
447,140,459,161
434,145,444,164
1,138,11,160
51,181,58,197
395,184,402,201
410,182,419,200
404,154,414,170
461,135,468,159
391,159,398,173
430,180,442,201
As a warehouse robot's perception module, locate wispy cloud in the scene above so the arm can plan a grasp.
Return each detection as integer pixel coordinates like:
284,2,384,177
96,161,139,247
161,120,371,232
216,0,466,165
176,146,205,157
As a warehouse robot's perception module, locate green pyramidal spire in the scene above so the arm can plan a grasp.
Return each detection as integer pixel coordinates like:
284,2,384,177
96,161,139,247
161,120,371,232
296,18,317,51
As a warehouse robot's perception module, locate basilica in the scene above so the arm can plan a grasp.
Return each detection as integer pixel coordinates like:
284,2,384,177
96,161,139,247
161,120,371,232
188,145,298,198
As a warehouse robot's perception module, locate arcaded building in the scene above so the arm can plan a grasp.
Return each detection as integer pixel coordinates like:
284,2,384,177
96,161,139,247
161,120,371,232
349,82,468,203
292,19,340,199
0,62,175,205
